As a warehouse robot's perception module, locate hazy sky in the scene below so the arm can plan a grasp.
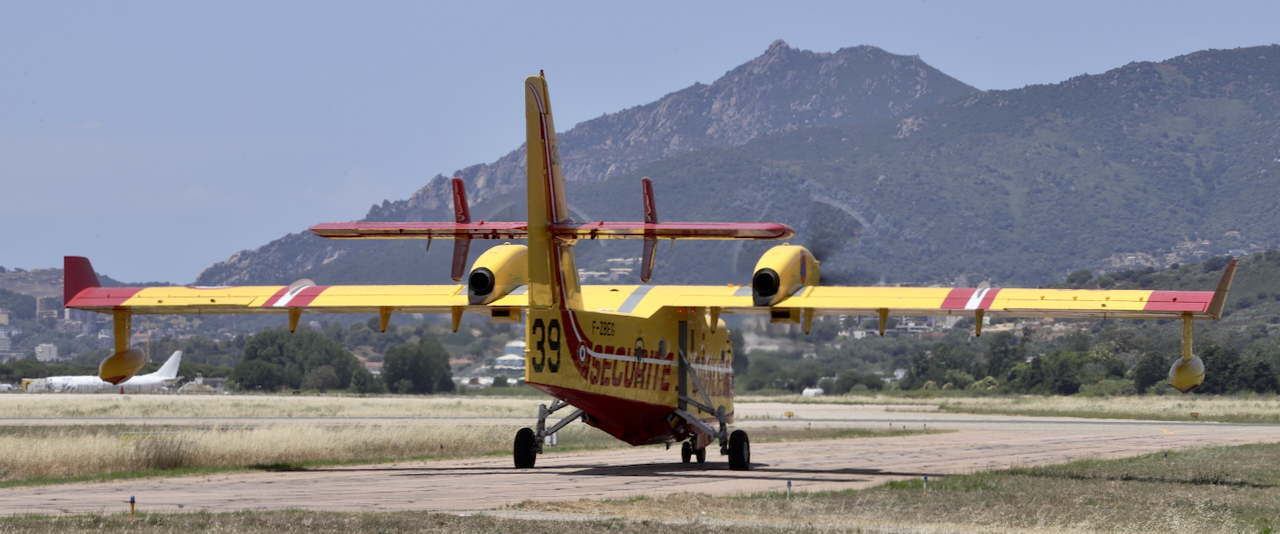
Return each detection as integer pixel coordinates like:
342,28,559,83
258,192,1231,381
3,1,1278,283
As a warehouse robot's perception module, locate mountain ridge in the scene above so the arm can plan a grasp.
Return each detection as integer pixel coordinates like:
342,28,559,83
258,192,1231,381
194,41,977,286
194,44,1280,289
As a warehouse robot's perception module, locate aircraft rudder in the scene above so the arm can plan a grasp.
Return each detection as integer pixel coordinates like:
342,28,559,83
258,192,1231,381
63,256,101,305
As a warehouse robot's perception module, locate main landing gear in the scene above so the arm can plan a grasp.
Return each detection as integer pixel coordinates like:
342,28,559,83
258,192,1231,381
514,399,583,469
677,430,748,469
671,321,751,470
680,441,706,464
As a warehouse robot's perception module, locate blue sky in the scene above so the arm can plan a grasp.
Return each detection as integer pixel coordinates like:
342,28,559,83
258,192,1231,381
3,1,1278,283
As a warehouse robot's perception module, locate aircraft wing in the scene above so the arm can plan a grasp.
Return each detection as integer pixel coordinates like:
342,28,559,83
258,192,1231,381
577,285,1218,320
65,283,477,315
768,286,1223,320
582,258,1235,322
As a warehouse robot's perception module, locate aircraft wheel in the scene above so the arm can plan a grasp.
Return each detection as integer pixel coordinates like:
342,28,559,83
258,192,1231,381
728,430,750,471
681,441,693,463
695,445,707,464
514,428,537,468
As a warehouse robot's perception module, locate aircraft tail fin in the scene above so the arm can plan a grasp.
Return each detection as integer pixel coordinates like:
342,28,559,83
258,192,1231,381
525,73,582,310
151,350,182,379
1206,258,1239,320
64,256,101,305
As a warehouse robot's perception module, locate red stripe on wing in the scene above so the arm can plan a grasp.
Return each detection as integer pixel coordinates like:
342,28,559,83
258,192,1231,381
65,287,144,308
286,286,330,308
1144,291,1214,313
260,287,291,308
978,288,1002,309
941,288,976,310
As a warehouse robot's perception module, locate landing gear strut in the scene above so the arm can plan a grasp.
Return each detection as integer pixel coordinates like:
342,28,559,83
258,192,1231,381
670,320,750,470
513,398,583,469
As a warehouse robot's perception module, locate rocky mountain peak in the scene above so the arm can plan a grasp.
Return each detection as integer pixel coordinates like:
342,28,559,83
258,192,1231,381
357,41,977,224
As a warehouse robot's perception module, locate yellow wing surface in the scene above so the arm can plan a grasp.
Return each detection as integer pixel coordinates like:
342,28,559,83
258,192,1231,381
66,256,1234,324
562,280,1230,322
66,281,474,315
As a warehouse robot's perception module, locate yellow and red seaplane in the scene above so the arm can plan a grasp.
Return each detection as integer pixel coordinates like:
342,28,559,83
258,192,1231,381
65,73,1236,470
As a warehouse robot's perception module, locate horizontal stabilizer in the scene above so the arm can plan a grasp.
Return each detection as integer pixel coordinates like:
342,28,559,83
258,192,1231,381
310,221,529,239
310,221,793,241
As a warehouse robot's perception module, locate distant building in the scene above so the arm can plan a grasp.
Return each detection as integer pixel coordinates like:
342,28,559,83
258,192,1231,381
0,308,10,325
492,340,527,377
56,320,83,334
0,336,10,352
493,355,525,370
35,343,58,362
63,309,100,335
35,297,60,320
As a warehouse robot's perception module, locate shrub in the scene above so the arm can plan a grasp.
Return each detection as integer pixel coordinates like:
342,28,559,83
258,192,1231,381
303,365,340,392
348,368,387,394
382,336,455,394
1078,379,1136,397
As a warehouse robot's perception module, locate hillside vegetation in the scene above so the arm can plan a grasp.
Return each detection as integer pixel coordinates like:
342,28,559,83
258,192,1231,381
569,45,1280,286
194,45,1280,289
192,41,977,286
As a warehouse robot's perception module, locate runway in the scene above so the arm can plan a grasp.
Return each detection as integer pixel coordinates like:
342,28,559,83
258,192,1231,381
4,404,1279,515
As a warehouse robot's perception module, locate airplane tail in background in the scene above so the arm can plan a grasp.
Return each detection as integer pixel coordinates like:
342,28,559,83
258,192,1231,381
150,350,182,379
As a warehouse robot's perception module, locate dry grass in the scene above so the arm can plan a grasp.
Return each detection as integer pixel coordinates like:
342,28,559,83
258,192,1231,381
0,425,935,486
740,393,1280,424
934,395,1280,424
0,510,807,534
3,394,545,419
0,423,619,484
518,443,1280,533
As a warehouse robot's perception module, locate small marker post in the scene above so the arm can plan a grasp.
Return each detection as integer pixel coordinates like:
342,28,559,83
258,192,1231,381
129,496,135,520
787,480,792,501
1164,451,1168,464
923,475,928,496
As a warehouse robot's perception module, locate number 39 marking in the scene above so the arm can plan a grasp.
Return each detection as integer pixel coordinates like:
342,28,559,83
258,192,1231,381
531,318,562,373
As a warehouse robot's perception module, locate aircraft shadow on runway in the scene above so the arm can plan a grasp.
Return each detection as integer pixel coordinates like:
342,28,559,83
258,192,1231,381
290,463,946,484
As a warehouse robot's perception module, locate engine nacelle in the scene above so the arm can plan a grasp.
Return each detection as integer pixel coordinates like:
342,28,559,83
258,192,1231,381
98,348,146,385
468,243,529,305
751,244,820,307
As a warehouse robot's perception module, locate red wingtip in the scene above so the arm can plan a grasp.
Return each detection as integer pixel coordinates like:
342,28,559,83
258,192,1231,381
63,256,101,305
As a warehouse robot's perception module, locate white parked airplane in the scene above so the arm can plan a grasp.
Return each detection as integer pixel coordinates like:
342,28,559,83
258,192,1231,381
42,351,183,393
